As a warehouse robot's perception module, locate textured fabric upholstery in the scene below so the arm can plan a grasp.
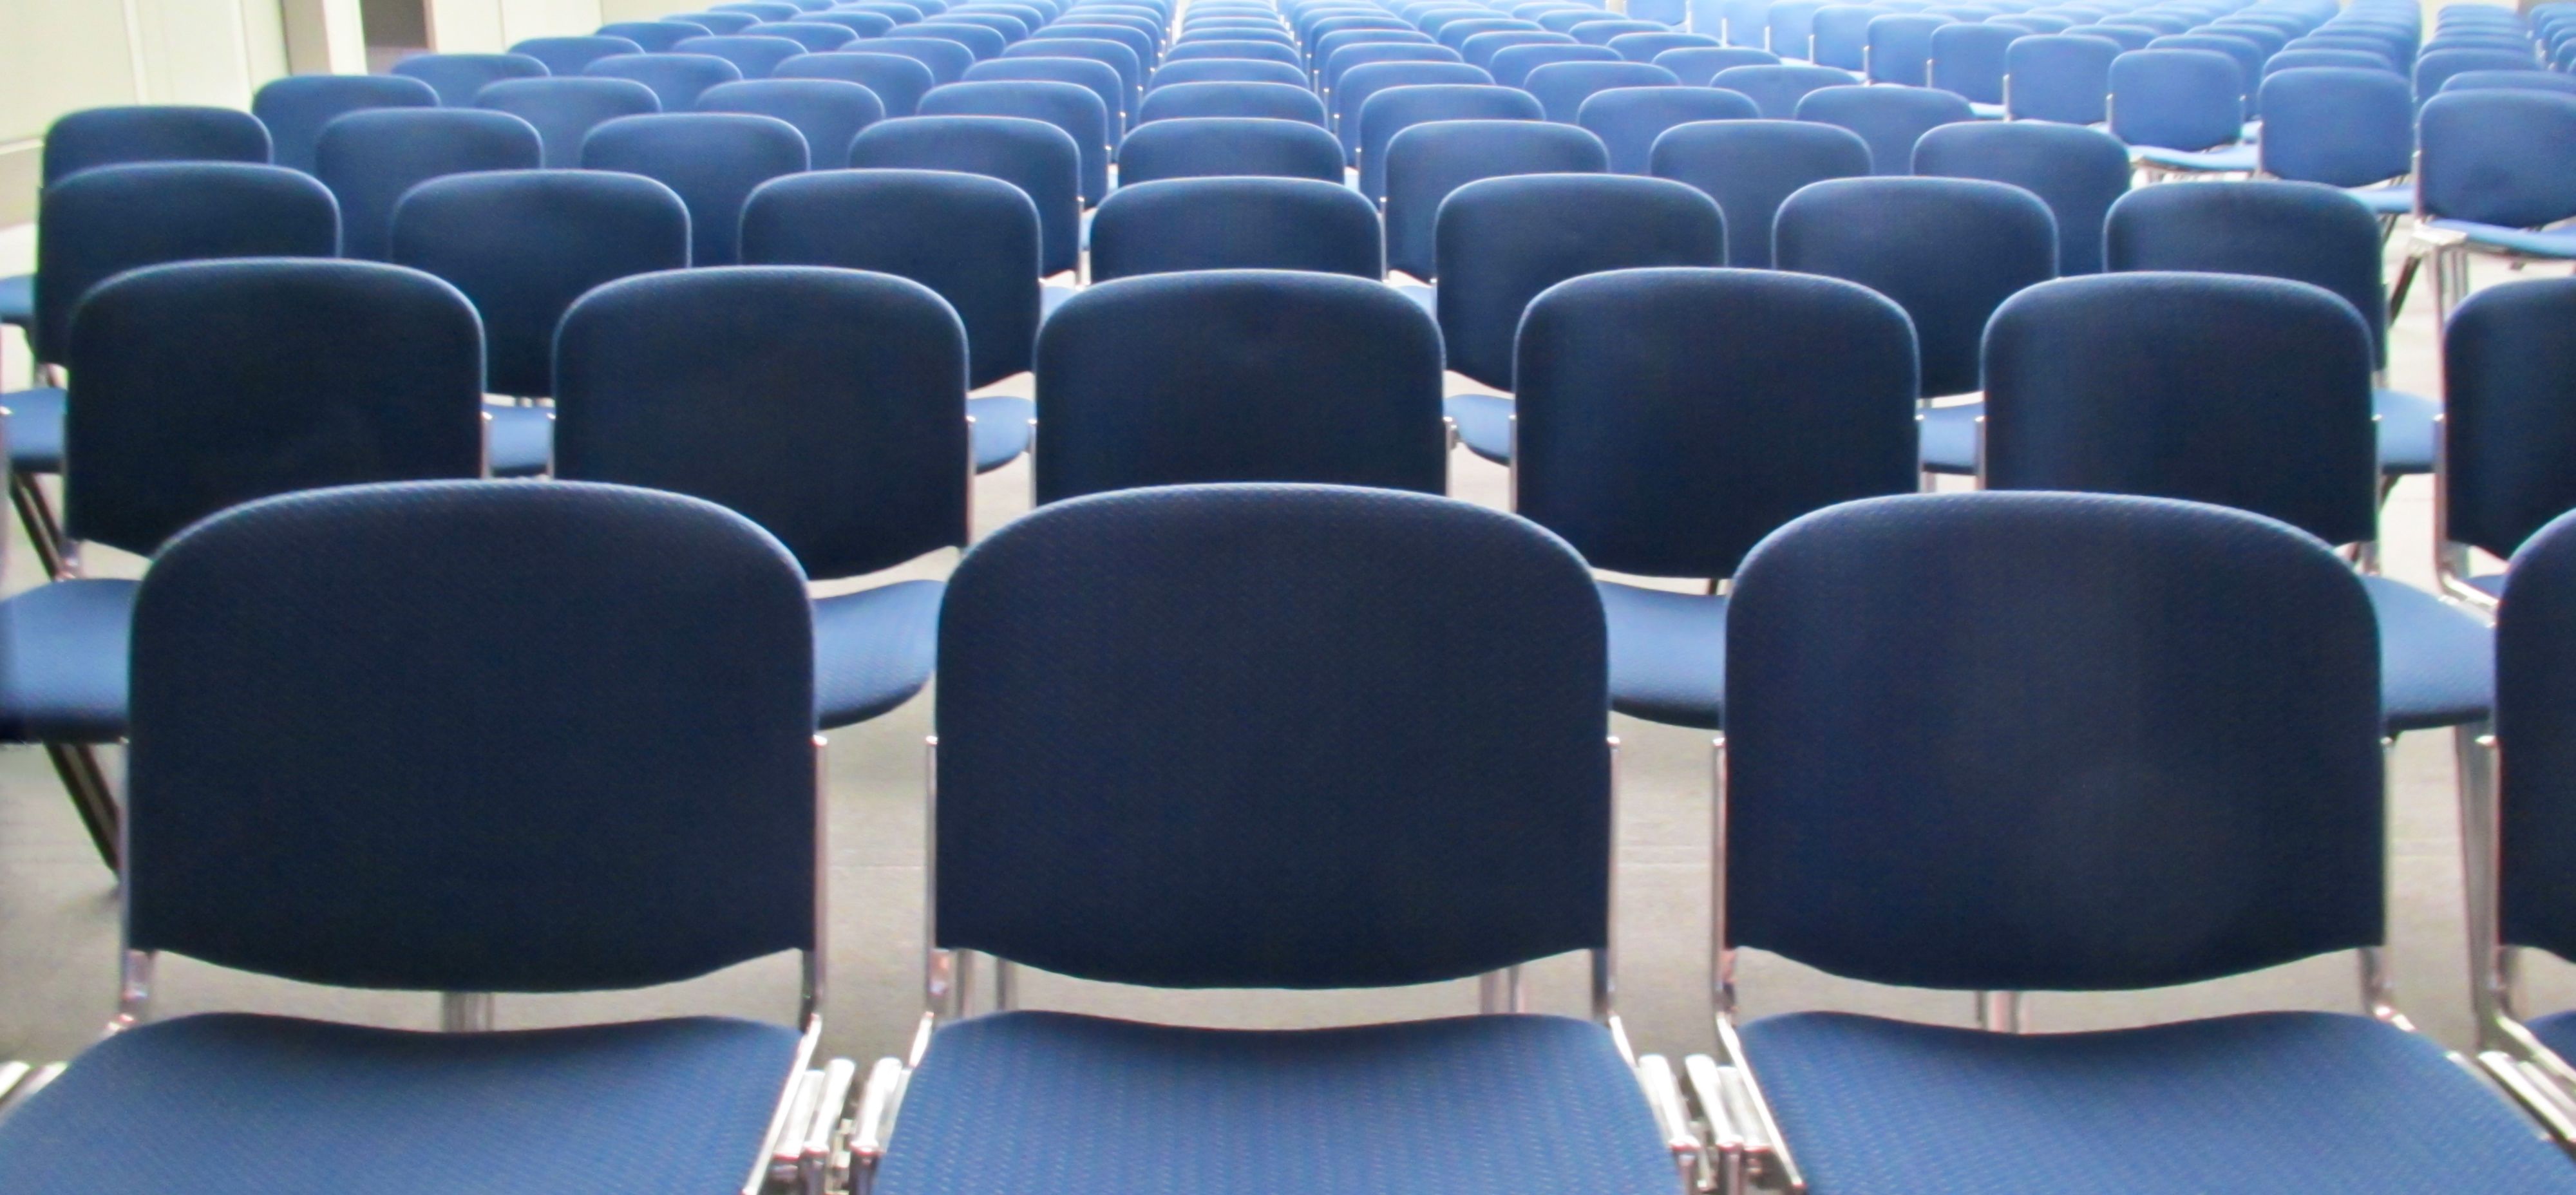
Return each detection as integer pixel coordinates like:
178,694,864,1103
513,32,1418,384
1864,13,1946,84
746,19,862,50
251,75,440,173
1001,40,1142,114
1740,1011,2576,1194
1613,32,1720,61
1033,271,1443,500
1808,5,1893,69
1091,178,1381,280
2109,49,2245,151
580,112,808,264
923,80,1111,202
1136,79,1329,129
510,34,645,73
583,51,746,110
967,57,1129,132
312,108,542,260
1337,62,1499,161
2005,34,2119,122
1578,86,1758,173
775,52,937,115
1653,46,1779,84
125,480,815,988
2417,47,2549,102
1462,30,1576,67
2448,69,2576,95
814,579,945,726
1651,119,1868,268
1914,120,2128,274
1929,23,2014,102
1794,84,1974,174
673,33,811,79
1116,117,1345,183
2105,182,2396,367
390,52,549,105
1571,17,1672,44
1707,62,1857,117
474,77,661,167
39,104,271,184
1385,121,1610,281
1727,491,2386,989
1328,42,1454,95
2366,573,2498,732
0,579,137,742
799,12,898,40
2420,91,2576,228
2154,33,2265,110
1150,58,1307,89
2503,513,2576,959
4,387,64,472
1168,39,1302,64
2446,279,2576,560
698,79,886,170
851,115,1083,274
1526,61,1682,122
670,10,759,33
935,484,1608,986
1595,581,1728,728
1767,0,1825,59
1439,18,1544,51
1490,42,1623,87
881,1012,1674,1195
0,274,26,328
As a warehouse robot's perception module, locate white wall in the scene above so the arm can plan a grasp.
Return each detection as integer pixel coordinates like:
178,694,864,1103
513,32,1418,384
428,0,604,49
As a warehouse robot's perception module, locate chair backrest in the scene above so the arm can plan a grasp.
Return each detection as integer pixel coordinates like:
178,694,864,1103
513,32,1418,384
2443,278,2576,562
252,74,440,173
1776,175,2056,396
1866,12,1949,82
670,8,761,33
746,19,862,50
392,52,551,106
804,10,899,38
2255,67,2412,190
1516,267,1918,579
934,482,1608,988
1726,489,2384,992
869,35,984,82
2106,181,2392,369
1489,41,1625,86
1719,0,1773,45
849,115,1083,273
39,105,272,185
2005,32,2119,121
583,51,747,109
1336,61,1495,157
390,170,692,399
1651,118,1870,267
1137,80,1330,133
1003,37,1143,104
554,266,969,578
1032,272,1441,502
2446,68,2576,95
1440,17,1548,50
2107,47,2242,149
897,21,1012,60
1614,30,1723,59
1168,37,1302,64
126,480,815,994
2416,46,2544,101
717,0,802,19
775,51,940,115
1929,21,2017,101
1769,0,1826,57
1327,37,1451,86
696,78,884,171
2419,90,2576,229
1384,120,1611,281
2269,48,2398,77
2499,505,2576,961
312,108,542,260
1579,85,1759,172
598,20,719,51
2281,35,2400,66
1436,173,1725,388
1054,22,1160,68
1913,119,2126,274
1115,115,1346,183
1810,4,1895,66
1526,60,1682,121
1709,62,1859,117
1091,178,1383,281
674,33,813,78
1793,83,1973,173
920,80,1111,201
1150,57,1311,88
2151,33,2263,104
475,77,662,168
1654,44,1781,84
967,57,1130,133
64,259,486,558
580,112,808,264
32,163,339,367
1982,272,2378,545
1359,84,1544,200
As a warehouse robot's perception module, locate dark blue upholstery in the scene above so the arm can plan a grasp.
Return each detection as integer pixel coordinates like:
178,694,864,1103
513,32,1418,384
38,105,270,183
849,115,1083,273
1774,176,2056,397
1135,79,1330,127
2108,48,2244,151
673,33,811,78
1649,119,1867,268
1359,86,1546,205
510,34,645,74
746,19,861,50
2419,90,2576,229
1913,120,2127,274
2258,67,2414,189
698,79,886,169
934,484,1607,986
775,51,939,115
2417,46,2546,102
1115,116,1345,183
1148,58,1307,88
1794,83,1973,174
1336,61,1498,160
1032,272,1440,499
880,1013,1674,1195
1577,86,1757,173
580,112,808,264
2154,33,2266,109
2501,510,2576,961
597,20,718,51
967,57,1130,133
474,77,660,167
1740,1012,2576,1194
920,80,1113,203
252,74,440,173
0,1013,803,1194
1526,60,1681,121
312,108,541,260
1489,41,1624,87
1091,178,1382,280
2445,279,2576,562
1653,44,1779,83
2005,33,2119,121
582,51,746,109
391,52,550,106
1707,62,1857,117
1385,122,1611,281
1727,491,2387,989
1929,21,2016,101
0,578,138,742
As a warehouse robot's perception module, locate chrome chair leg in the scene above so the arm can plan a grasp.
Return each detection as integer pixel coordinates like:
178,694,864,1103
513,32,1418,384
43,741,118,871
10,471,64,581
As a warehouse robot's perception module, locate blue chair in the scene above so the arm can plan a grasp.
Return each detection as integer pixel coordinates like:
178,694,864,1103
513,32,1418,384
1359,84,1545,200
1580,86,1759,171
776,51,940,115
2437,278,2576,607
2280,35,2401,68
1718,0,1773,44
869,35,983,81
1135,79,1329,128
583,51,746,109
1150,57,1311,87
1166,37,1301,64
389,170,692,478
804,10,900,37
312,108,540,261
668,8,761,33
1929,19,2017,107
838,2,928,23
895,21,1012,59
1337,61,1495,157
1441,17,1549,50
1054,22,1161,70
715,0,802,17
1573,17,1675,44
968,56,1132,131
475,77,661,167
2400,91,2576,323
859,480,1692,1195
1383,120,1611,281
1649,118,1868,267
1116,116,1345,182
1864,12,1948,82
554,267,958,729
674,33,813,77
921,80,1111,202
697,78,884,169
580,112,806,265
1513,267,1917,732
1327,42,1468,103
1794,83,1973,174
392,52,550,106
1003,37,1143,111
943,10,1033,41
1432,174,1725,462
1490,41,1627,86
1707,487,2561,1195
1462,29,1578,67
2110,48,2253,174
2417,46,2544,102
1613,30,1723,59
1775,176,2056,473
1653,44,1780,82
1768,0,1826,58
2448,69,2576,95
596,19,719,50
1544,6,1632,32
1526,60,1683,121
1709,62,1858,116
2064,20,2156,49
251,73,440,173
744,19,864,50
2004,32,2117,120
2257,67,2416,218
741,169,1049,469
851,115,1084,275
2152,32,2264,109
1808,5,1894,67
2485,505,2576,1145
1090,178,1383,280
1913,118,2128,274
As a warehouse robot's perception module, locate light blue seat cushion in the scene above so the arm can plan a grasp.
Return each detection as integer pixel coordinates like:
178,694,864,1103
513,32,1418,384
1601,579,1725,729
1042,281,1077,319
5,387,65,472
0,274,28,326
2134,143,2262,172
1396,281,1436,315
2349,184,2414,215
1919,401,1981,475
2470,572,2507,599
0,578,136,742
2430,218,2576,259
2364,573,2493,732
814,578,943,729
1971,101,2007,119
484,404,553,478
1445,391,1514,463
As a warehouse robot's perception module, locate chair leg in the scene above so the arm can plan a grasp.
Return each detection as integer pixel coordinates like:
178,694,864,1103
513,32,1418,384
2390,249,2424,320
10,471,64,581
43,742,119,872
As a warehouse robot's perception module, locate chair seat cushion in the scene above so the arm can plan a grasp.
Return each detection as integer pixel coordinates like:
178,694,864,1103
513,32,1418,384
2349,185,2414,215
1396,281,1436,315
1042,282,1077,320
2375,388,2439,474
1971,101,2007,120
0,272,28,327
879,1011,1676,1195
1601,579,1725,729
484,403,553,478
2363,573,2493,732
2134,143,2260,172
815,578,944,729
2523,1009,2576,1064
969,395,1035,473
0,578,137,742
1918,400,1981,474
6,386,65,472
1446,391,1514,464
2470,572,2506,599
1739,1010,2576,1195
2430,219,2576,259
0,1012,802,1194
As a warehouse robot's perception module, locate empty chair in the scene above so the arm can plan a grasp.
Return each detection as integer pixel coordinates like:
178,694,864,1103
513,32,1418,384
1581,87,1759,173
1716,0,1772,44
2484,505,2576,1134
1651,118,1870,266
580,113,808,264
1914,118,2128,274
1866,12,1948,82
2401,91,2576,322
1490,41,1625,86
921,80,1110,202
2005,32,2118,121
1136,79,1329,126
1167,38,1302,64
1511,267,1920,730
595,20,719,51
2258,67,2416,216
1613,30,1723,59
507,37,654,78
1359,84,1545,200
251,74,440,173
1003,38,1143,111
851,115,1083,275
2447,69,2576,96
1929,21,2018,108
777,51,940,115
583,51,746,109
2154,32,2264,107
1653,44,1781,82
1439,17,1549,50
475,77,661,167
744,19,863,50
1337,61,1495,157
942,10,1033,41
1383,120,1611,281
665,9,761,32
312,108,540,261
1327,42,1468,101
390,170,692,478
2441,279,2576,606
1808,5,1893,68
2417,46,2544,103
2110,48,2252,175
1052,22,1160,70
2062,21,2154,48
1709,62,1858,117
869,35,982,82
837,2,929,23
1091,178,1383,280
1795,84,1973,174
967,57,1130,131
1526,60,1682,121
392,52,550,106
1150,57,1310,87
1118,116,1342,182
674,33,811,77
1572,17,1674,44
1768,0,1826,58
804,10,898,37
2280,35,2401,67
895,21,1011,59
698,78,884,170
1543,6,1631,32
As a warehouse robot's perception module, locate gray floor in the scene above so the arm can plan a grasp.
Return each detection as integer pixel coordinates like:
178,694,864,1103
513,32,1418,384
0,243,2567,1079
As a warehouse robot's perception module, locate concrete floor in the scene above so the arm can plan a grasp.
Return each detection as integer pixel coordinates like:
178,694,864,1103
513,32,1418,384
0,238,2568,1083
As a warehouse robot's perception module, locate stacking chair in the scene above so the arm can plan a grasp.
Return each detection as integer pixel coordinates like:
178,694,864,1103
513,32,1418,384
1526,61,1683,122
2416,46,2545,104
1116,115,1344,182
1546,8,1637,33
745,19,864,49
1702,487,2568,1195
1768,0,1826,58
776,51,940,115
1806,5,1892,68
1864,12,1947,82
1929,21,2016,109
475,77,660,167
389,171,692,478
1575,17,1676,44
921,80,1111,202
1774,176,2056,474
554,268,960,731
1440,17,1549,50
851,116,1083,276
1580,86,1759,172
1056,21,1162,70
838,3,929,24
1382,120,1612,281
2397,91,2576,324
1003,37,1144,112
1135,79,1329,127
872,35,982,81
1358,84,1546,201
1167,37,1300,64
847,481,1694,1195
1090,178,1383,280
583,51,747,108
1490,41,1625,86
2278,37,2400,68
896,20,1012,59
667,8,762,32
2152,32,2264,109
806,10,900,37
1794,84,1973,174
2436,278,2576,608
390,52,549,106
2004,32,2118,120
676,33,814,77
2109,48,2253,176
1511,267,1920,731
1150,57,1311,86
1650,120,1870,267
311,108,540,261
1335,61,1495,158
699,78,885,169
2448,70,2576,96
1913,120,2128,274
2257,67,2416,219
596,19,719,50
943,10,1034,41
1653,45,1780,83
580,113,807,265
0,478,826,1190
1613,31,1719,59
1715,0,1772,44
251,74,439,173
2479,507,2576,1137
1327,42,1466,104
1432,175,1725,462
1707,62,1857,117
968,57,1131,131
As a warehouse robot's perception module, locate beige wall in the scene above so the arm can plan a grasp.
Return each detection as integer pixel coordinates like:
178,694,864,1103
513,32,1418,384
428,0,604,49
